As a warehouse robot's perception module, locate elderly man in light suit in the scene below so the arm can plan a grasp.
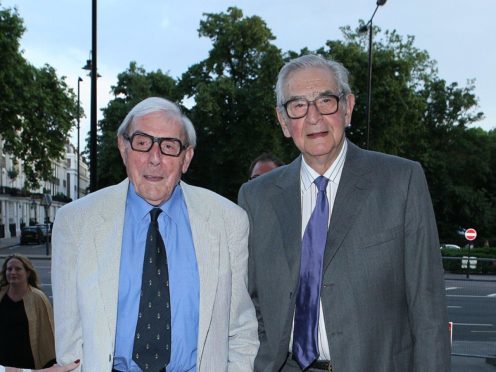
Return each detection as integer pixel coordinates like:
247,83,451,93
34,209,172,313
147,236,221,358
238,55,450,371
52,97,258,371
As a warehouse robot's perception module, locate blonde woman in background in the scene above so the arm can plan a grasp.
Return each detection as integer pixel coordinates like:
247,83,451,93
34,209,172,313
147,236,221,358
0,255,56,370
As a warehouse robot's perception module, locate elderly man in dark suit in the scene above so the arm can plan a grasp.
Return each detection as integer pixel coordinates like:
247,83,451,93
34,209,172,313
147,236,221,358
238,54,450,372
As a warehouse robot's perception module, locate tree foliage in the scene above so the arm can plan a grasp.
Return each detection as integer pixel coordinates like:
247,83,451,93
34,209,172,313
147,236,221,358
178,7,287,199
95,62,179,189
0,4,77,188
312,25,491,240
92,8,495,241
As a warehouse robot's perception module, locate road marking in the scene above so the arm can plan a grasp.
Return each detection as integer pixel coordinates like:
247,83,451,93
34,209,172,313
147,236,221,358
446,295,493,298
471,330,496,333
453,323,493,327
488,293,496,297
445,287,460,290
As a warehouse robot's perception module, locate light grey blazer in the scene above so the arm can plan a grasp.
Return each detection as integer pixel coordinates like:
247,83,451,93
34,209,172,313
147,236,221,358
238,141,451,372
52,179,258,372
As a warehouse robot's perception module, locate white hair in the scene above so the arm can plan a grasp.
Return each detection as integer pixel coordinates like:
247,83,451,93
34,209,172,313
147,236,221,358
116,97,197,148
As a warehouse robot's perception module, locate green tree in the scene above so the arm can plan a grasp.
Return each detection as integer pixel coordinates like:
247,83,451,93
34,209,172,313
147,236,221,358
94,8,494,243
281,24,490,241
178,7,286,200
1,4,77,188
0,4,24,119
429,127,496,242
95,62,179,188
313,25,488,241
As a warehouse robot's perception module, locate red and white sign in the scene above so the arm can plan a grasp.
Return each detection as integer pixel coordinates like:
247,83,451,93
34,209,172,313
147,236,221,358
464,228,477,241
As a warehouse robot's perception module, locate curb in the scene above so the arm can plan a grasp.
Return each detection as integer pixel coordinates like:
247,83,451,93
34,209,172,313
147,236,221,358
0,254,51,260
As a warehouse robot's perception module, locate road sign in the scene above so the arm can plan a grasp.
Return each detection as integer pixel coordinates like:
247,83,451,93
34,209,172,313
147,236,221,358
464,228,477,241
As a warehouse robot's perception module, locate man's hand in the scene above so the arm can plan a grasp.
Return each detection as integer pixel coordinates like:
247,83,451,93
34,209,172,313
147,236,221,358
5,360,80,372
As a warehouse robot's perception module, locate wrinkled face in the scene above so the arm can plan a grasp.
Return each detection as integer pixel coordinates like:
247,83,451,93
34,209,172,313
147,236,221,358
277,67,355,171
118,111,194,205
250,160,279,179
6,258,29,286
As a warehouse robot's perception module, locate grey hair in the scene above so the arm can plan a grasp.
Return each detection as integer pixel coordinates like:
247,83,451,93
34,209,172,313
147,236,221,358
275,54,352,108
116,97,197,148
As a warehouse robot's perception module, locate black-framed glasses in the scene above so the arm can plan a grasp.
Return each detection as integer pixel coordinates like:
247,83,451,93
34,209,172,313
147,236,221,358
123,131,188,157
283,93,345,119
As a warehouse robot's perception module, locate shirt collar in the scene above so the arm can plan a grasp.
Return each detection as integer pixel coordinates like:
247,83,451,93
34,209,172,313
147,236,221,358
126,181,185,223
300,139,348,191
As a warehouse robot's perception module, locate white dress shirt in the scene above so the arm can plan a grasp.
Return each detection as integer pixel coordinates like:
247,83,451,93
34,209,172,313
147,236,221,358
289,140,347,360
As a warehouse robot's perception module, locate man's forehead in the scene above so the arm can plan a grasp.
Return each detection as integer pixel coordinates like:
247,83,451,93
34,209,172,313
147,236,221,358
132,111,183,133
285,68,337,97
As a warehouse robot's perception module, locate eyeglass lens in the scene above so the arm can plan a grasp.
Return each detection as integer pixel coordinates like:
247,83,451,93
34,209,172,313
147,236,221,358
286,95,340,119
131,133,183,156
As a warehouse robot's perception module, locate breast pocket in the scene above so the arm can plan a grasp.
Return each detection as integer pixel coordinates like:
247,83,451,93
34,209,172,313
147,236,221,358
355,225,403,249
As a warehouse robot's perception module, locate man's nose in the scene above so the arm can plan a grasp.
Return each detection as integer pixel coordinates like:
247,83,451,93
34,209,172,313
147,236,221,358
149,142,162,163
305,102,321,123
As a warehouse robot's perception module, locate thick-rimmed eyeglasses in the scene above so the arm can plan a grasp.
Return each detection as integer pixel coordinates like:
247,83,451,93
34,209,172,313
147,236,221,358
283,93,345,119
123,131,188,157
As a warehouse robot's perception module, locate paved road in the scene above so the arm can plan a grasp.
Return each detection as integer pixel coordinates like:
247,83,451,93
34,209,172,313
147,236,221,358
1,239,496,371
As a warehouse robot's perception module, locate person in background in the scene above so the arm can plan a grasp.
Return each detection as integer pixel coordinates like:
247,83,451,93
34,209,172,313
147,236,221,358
51,97,258,371
238,54,450,371
0,255,56,370
248,152,284,180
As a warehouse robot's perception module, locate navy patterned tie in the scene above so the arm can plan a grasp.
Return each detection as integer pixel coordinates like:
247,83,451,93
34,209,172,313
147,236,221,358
133,208,171,371
293,176,329,369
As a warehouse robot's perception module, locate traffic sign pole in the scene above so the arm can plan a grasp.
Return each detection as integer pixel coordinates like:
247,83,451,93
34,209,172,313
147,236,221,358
464,228,477,278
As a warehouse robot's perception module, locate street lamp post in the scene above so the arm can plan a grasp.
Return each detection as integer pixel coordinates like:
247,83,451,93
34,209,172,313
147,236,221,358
39,194,52,256
80,0,98,192
77,77,82,199
82,54,100,194
359,0,387,150
90,0,97,192
30,199,37,225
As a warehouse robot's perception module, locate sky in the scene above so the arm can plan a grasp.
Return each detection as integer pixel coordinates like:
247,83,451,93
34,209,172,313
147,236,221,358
2,0,495,147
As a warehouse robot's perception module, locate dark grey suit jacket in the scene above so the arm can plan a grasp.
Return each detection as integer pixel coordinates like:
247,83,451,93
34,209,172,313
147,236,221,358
238,141,451,372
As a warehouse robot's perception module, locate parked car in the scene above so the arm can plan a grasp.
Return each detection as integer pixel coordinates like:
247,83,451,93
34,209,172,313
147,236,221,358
35,224,51,242
440,243,461,250
20,226,46,245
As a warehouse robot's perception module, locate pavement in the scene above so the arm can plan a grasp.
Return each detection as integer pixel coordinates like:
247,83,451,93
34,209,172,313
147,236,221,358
0,236,20,250
0,235,51,259
1,236,495,371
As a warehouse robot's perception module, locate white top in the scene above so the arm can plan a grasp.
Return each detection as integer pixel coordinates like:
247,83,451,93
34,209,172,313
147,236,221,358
289,139,348,360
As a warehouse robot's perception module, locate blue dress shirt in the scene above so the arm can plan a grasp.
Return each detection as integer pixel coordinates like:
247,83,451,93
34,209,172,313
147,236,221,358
114,183,199,371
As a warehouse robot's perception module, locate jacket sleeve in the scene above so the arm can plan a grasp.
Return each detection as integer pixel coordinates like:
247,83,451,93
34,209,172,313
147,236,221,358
51,206,83,370
226,203,260,371
404,163,451,371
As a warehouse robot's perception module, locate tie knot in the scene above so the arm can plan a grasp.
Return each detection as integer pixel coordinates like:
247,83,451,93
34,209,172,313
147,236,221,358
314,176,329,192
149,208,162,223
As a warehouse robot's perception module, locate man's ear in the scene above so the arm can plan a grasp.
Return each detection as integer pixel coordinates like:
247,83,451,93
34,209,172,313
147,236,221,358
344,94,356,124
276,107,291,138
117,136,128,167
182,146,194,174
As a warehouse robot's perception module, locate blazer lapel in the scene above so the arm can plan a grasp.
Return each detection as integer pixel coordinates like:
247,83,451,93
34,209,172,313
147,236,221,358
270,157,302,284
181,182,219,363
93,179,128,338
323,142,372,270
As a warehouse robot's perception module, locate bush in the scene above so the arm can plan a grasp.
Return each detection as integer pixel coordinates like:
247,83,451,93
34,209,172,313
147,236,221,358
442,246,496,274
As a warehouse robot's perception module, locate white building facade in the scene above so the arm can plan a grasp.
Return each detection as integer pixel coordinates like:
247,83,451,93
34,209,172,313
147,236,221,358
0,137,89,239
